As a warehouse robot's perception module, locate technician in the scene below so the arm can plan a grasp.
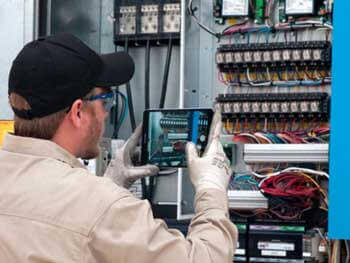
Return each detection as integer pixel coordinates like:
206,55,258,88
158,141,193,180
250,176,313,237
0,33,237,262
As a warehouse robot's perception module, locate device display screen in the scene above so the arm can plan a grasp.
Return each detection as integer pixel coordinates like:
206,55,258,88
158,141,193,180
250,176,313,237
142,108,213,167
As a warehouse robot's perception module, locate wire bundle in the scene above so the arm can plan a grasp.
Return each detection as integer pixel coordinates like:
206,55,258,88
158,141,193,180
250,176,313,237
257,169,329,220
231,129,329,144
230,174,259,190
229,168,329,221
219,67,331,88
260,172,320,204
112,91,129,139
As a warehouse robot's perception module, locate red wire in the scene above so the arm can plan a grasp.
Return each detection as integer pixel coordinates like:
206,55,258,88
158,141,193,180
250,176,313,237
260,172,320,209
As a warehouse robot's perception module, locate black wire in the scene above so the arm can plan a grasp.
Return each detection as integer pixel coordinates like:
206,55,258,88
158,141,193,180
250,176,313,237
145,40,151,110
188,0,221,39
159,38,173,108
112,46,120,139
147,38,174,203
142,40,151,200
141,177,147,200
124,40,136,131
113,92,126,139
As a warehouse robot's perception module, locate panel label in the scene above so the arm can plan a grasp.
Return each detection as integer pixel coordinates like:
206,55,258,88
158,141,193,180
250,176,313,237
261,250,287,257
222,0,249,16
235,249,246,255
286,0,313,14
258,242,295,251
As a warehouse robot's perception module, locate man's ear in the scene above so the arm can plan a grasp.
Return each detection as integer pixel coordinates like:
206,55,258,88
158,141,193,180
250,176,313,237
67,99,85,128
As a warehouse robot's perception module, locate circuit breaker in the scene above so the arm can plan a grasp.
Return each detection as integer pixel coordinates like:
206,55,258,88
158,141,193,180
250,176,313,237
114,0,181,46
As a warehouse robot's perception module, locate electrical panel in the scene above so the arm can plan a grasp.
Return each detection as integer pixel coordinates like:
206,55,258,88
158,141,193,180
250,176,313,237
109,0,337,259
187,0,334,261
114,0,180,46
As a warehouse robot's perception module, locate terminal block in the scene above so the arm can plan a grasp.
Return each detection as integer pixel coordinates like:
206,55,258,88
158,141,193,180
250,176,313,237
118,6,137,35
216,41,332,71
141,5,159,34
216,92,329,119
114,0,180,46
163,3,181,33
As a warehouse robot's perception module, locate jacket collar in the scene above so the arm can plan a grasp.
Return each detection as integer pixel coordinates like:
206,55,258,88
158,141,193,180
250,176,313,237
2,133,86,169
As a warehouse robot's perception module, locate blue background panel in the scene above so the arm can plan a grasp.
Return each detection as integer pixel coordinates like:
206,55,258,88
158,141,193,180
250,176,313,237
329,0,350,239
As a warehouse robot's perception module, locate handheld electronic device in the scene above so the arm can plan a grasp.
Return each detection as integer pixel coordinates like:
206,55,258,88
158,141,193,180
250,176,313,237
141,108,213,167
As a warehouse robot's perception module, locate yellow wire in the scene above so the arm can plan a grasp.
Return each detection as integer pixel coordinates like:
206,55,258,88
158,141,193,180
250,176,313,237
297,172,329,207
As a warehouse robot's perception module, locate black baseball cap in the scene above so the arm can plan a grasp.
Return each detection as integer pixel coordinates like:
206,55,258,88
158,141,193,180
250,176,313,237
8,33,134,119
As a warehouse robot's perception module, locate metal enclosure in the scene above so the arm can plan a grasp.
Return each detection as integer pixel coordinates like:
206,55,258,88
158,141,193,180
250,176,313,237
0,0,37,120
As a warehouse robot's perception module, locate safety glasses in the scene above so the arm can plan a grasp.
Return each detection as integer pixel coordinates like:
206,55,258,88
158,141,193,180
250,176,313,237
84,92,115,112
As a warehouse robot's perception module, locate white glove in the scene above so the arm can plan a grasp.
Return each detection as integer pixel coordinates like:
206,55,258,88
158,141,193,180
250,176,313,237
186,107,232,193
104,124,159,189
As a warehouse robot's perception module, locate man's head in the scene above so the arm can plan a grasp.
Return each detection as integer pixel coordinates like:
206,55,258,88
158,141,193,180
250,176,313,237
8,33,134,159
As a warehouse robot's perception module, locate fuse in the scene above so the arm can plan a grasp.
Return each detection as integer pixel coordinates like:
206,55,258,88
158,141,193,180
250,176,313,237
253,51,262,62
292,49,301,61
290,101,299,112
233,103,242,113
302,49,312,61
216,53,224,64
223,103,232,113
281,102,290,113
263,51,271,62
271,102,280,113
244,51,253,62
310,101,320,112
252,102,261,112
234,52,243,63
261,102,270,113
225,52,234,63
242,102,251,113
272,50,281,62
282,50,291,61
300,101,310,112
313,49,322,60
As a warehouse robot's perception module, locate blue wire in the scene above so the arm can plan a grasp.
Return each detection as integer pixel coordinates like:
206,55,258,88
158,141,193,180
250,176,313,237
116,91,128,126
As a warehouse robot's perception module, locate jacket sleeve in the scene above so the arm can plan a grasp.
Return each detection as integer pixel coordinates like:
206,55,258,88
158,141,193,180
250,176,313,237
84,188,238,263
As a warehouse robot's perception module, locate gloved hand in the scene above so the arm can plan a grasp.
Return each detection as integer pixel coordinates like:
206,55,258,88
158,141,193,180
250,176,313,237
186,107,232,193
104,124,159,189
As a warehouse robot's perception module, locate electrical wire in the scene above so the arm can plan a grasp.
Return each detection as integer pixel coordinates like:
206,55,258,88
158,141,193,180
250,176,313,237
145,40,151,110
159,38,173,108
253,166,329,180
112,46,120,139
124,40,136,131
188,0,221,39
116,92,128,124
149,38,174,202
345,240,350,263
113,91,129,139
